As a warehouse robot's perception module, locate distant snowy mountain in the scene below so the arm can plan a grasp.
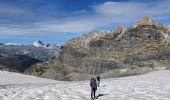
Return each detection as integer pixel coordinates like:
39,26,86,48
32,40,61,48
0,42,60,72
33,40,45,47
0,41,60,49
6,43,20,46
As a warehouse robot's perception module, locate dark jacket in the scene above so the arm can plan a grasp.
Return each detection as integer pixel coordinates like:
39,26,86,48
90,79,97,89
97,76,100,81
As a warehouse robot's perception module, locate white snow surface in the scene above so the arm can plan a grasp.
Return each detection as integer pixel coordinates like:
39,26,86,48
0,71,59,85
0,70,170,100
5,43,20,46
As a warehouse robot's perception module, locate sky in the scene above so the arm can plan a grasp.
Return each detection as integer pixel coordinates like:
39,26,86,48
0,0,170,44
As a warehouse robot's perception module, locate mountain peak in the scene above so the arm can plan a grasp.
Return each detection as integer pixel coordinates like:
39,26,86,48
133,16,155,27
32,40,60,48
33,40,45,47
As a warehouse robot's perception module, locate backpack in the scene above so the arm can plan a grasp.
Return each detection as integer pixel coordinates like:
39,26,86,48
97,76,100,81
90,79,97,88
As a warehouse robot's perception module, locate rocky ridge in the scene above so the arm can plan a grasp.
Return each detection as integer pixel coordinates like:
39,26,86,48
25,16,170,81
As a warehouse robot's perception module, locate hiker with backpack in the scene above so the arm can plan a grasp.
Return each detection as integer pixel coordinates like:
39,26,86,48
90,74,97,100
97,75,100,87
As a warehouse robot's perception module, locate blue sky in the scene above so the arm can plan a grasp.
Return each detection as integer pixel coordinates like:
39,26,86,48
0,0,170,44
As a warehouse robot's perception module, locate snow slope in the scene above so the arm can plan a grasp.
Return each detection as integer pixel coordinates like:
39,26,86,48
0,71,59,85
0,70,170,100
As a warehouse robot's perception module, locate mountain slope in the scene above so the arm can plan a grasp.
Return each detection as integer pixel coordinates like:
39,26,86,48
0,43,60,72
0,54,42,72
0,45,59,61
0,71,58,85
25,16,170,80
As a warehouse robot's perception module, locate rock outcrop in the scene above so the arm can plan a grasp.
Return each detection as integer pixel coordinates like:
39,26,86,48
133,16,155,27
167,26,170,32
65,30,110,49
25,17,170,81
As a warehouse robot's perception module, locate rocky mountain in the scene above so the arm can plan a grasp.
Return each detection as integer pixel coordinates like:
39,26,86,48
25,16,170,81
0,44,59,61
0,43,60,72
0,53,41,72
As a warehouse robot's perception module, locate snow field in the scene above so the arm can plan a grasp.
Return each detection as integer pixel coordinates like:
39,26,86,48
0,70,170,100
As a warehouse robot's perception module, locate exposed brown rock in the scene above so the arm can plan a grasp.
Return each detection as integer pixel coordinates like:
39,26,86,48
65,30,110,49
114,27,126,34
133,16,155,27
167,26,170,32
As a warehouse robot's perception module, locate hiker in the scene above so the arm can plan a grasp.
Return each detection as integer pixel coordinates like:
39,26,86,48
97,75,100,87
90,74,97,99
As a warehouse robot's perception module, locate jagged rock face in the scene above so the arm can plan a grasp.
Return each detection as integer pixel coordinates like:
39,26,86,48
65,30,111,49
25,17,170,81
133,16,155,27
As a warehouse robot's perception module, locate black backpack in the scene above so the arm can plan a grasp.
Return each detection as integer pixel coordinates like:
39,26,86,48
97,76,100,81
